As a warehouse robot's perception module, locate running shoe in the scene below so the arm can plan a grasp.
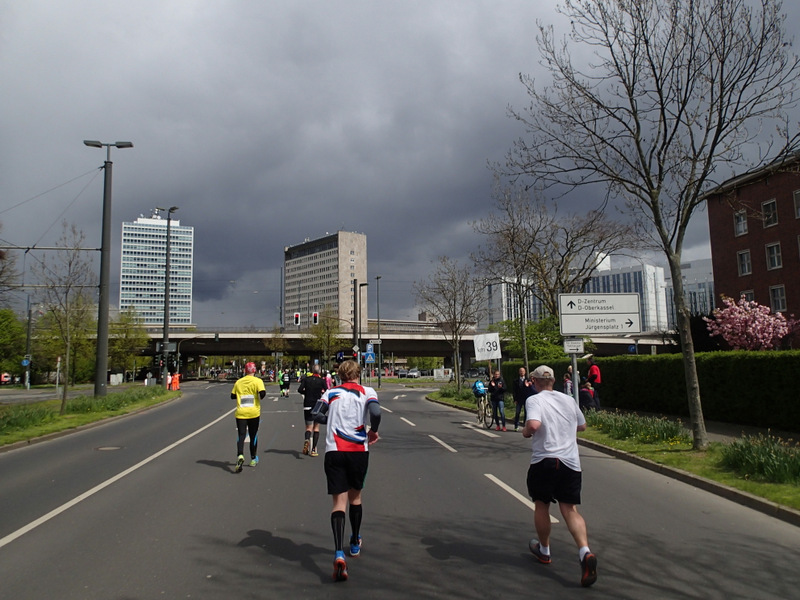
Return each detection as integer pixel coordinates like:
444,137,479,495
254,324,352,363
310,448,319,457
528,540,551,564
250,456,259,467
333,551,348,582
496,426,502,431
235,455,244,473
502,426,507,432
580,552,597,587
303,440,310,455
349,535,362,557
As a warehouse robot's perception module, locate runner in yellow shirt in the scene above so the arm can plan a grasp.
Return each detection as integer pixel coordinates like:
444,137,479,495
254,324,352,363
230,362,266,472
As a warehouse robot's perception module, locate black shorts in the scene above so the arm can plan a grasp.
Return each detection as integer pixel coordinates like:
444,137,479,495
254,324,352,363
324,451,369,495
303,402,315,424
527,458,582,505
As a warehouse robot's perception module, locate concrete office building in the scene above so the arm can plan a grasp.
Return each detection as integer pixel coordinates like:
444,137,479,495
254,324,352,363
119,210,194,327
283,231,367,332
663,258,716,329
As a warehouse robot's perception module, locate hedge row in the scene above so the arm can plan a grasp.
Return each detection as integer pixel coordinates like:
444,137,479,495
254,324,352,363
499,351,800,432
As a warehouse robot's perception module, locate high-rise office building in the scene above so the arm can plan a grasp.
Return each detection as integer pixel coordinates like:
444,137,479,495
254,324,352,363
119,210,194,327
283,231,367,332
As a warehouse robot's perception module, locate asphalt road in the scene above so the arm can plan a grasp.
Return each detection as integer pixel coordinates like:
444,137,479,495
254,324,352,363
1,381,798,599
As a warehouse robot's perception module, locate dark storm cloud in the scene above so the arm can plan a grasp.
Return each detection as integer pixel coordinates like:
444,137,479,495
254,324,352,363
6,1,789,327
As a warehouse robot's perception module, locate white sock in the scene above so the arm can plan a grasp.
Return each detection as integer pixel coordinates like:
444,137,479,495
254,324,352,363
539,544,550,556
579,546,591,561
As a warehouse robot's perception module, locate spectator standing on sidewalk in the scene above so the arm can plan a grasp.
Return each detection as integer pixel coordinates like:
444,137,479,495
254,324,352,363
523,364,597,588
488,369,507,431
512,366,534,431
586,355,602,409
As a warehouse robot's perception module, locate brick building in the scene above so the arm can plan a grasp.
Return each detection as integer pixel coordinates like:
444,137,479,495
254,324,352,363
705,153,800,317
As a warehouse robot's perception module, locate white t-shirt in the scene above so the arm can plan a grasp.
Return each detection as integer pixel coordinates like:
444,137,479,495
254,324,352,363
525,389,586,471
321,382,379,453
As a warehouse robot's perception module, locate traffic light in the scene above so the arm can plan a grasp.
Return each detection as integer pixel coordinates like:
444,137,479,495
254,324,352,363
312,312,319,325
214,332,219,342
293,312,300,326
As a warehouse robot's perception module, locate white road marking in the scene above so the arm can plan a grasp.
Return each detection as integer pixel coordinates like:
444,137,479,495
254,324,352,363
400,417,416,427
392,394,406,400
484,473,559,523
381,407,393,413
429,435,457,453
0,408,237,550
462,421,500,438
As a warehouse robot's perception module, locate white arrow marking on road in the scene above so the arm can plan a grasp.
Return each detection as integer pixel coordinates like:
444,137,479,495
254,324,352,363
429,435,457,453
0,408,237,551
392,395,406,400
462,421,500,438
400,417,416,427
484,473,559,523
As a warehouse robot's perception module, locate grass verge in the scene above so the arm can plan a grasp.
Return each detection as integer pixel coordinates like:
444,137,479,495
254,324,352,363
0,386,179,447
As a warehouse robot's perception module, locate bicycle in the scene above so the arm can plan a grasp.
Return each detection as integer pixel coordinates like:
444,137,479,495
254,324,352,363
475,393,494,429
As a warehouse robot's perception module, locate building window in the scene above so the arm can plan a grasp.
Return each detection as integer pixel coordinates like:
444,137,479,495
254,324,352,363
794,190,800,219
765,242,782,270
762,199,778,227
733,210,748,236
741,290,754,302
737,250,752,276
769,285,787,312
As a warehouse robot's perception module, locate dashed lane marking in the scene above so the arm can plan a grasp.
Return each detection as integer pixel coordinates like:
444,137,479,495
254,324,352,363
400,417,416,427
462,421,500,438
429,435,457,453
484,473,559,523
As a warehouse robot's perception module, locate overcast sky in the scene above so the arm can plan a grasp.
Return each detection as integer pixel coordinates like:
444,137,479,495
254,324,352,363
2,1,797,328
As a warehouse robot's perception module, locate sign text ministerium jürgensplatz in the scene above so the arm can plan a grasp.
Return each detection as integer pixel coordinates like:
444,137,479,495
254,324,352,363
558,293,642,335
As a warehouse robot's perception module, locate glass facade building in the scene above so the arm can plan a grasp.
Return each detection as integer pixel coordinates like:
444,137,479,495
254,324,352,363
119,212,194,326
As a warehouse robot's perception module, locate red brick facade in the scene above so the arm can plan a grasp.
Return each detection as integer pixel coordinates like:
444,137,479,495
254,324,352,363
706,158,800,318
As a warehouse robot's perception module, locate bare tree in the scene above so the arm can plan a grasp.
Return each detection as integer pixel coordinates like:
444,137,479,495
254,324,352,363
413,257,486,390
0,223,20,305
503,0,800,449
32,223,96,414
474,182,637,370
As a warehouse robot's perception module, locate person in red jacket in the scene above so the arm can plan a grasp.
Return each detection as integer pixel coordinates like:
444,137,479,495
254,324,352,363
586,355,602,409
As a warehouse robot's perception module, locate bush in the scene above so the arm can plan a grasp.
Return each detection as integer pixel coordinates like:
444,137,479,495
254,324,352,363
585,409,691,445
719,433,800,484
0,404,57,432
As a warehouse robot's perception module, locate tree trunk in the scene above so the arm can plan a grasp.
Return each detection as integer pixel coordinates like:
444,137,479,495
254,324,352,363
667,254,708,450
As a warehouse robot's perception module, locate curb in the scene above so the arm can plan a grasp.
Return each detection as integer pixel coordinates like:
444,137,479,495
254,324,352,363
577,437,800,528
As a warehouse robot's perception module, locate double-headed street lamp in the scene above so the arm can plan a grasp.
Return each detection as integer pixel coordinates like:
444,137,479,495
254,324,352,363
84,140,133,397
156,206,179,388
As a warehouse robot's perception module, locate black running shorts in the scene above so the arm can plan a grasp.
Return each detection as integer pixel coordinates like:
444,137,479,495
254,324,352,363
527,458,582,505
324,451,369,495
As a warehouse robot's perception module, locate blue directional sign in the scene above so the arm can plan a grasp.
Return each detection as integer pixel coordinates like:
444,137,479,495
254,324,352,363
336,351,344,361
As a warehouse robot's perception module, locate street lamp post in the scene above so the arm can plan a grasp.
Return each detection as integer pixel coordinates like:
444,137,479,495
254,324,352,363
156,206,179,388
84,140,133,397
376,275,381,388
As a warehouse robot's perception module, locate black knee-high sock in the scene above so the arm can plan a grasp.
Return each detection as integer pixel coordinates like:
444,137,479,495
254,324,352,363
349,504,363,543
331,511,346,552
312,430,320,449
304,430,311,441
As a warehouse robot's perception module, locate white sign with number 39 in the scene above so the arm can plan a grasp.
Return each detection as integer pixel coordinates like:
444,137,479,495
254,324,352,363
473,332,502,361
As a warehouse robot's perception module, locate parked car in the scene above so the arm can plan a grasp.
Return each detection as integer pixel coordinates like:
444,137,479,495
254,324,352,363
397,369,408,378
407,368,421,378
1,373,11,384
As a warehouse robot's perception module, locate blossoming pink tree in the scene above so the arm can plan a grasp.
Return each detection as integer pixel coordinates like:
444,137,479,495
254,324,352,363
704,295,795,350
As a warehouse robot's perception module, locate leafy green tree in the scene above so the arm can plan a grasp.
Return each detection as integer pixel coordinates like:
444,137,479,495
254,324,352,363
306,305,348,370
0,308,26,375
109,306,150,377
492,315,565,363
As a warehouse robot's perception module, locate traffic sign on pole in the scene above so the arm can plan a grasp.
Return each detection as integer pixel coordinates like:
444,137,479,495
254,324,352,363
558,293,641,335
